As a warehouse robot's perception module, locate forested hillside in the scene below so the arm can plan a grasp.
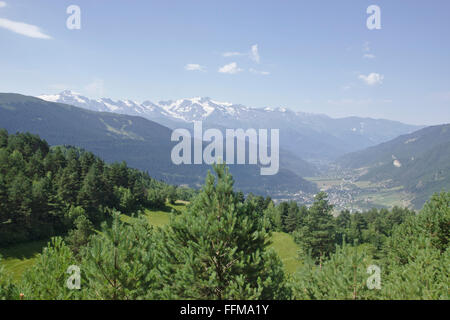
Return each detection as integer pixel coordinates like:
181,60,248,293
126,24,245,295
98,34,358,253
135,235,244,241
338,124,450,207
0,132,448,299
0,130,191,245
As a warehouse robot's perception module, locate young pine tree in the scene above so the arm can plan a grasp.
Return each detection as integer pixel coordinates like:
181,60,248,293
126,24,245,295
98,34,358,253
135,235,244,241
163,164,289,300
0,257,19,300
81,212,165,299
66,214,95,257
284,201,301,233
294,192,336,262
290,242,378,300
21,237,81,300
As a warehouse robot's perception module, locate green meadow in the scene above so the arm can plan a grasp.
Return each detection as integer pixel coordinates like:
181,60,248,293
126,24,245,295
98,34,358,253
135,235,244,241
1,201,302,281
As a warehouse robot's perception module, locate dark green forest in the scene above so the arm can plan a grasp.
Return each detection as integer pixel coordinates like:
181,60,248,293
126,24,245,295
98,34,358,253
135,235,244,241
0,129,194,245
0,131,448,300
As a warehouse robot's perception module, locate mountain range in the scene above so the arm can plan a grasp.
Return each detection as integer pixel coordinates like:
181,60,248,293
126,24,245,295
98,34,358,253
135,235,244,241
38,91,422,162
1,91,448,209
0,93,316,196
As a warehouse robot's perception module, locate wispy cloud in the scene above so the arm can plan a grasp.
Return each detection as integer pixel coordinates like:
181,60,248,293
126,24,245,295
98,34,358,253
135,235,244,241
249,68,270,76
250,44,260,63
0,2,7,8
362,41,376,59
222,52,245,57
184,64,206,72
222,44,261,63
358,73,384,86
363,53,376,59
218,62,243,74
0,18,52,39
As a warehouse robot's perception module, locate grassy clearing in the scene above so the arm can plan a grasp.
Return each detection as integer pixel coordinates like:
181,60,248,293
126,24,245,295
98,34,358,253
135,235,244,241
145,209,171,227
121,201,187,227
0,239,49,281
269,232,302,274
1,202,181,281
1,201,301,280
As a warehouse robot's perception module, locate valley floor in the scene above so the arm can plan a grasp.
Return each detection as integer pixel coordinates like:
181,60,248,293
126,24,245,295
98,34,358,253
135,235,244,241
272,162,417,213
304,175,414,214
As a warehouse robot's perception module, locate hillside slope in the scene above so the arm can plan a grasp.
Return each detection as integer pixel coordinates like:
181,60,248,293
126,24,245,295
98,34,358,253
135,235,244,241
338,124,450,207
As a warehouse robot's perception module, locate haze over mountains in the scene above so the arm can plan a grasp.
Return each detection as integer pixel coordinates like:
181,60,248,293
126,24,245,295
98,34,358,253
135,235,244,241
39,91,422,162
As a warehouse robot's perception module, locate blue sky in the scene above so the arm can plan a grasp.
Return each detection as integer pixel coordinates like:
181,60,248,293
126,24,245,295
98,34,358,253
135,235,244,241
0,0,449,125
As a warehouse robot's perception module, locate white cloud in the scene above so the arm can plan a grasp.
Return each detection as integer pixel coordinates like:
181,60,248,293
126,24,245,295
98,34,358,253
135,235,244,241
222,44,262,63
85,79,105,97
0,18,52,39
363,53,376,59
249,68,270,76
0,2,7,8
250,44,260,63
222,52,244,57
184,64,206,72
218,62,243,74
358,73,384,86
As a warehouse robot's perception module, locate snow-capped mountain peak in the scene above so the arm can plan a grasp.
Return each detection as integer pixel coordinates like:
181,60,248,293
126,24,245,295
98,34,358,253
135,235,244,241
37,91,246,123
156,97,233,121
34,91,366,129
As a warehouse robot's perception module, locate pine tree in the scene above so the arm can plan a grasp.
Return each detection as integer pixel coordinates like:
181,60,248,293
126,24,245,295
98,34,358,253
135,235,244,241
66,215,95,256
381,237,449,299
21,237,81,300
295,192,336,262
0,129,8,149
77,164,108,224
348,212,368,244
284,201,301,233
81,212,164,299
166,185,177,205
263,202,282,231
163,164,289,299
278,201,290,232
290,242,378,300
